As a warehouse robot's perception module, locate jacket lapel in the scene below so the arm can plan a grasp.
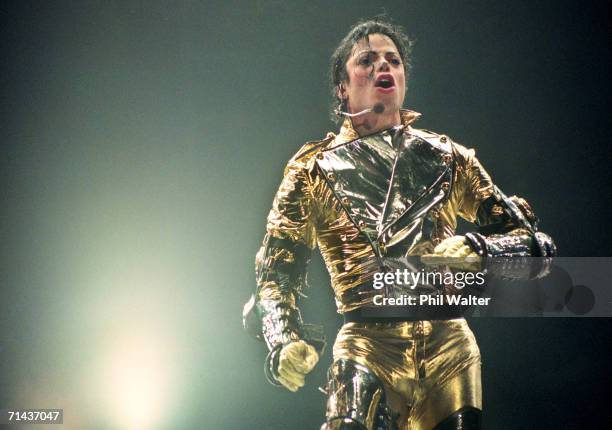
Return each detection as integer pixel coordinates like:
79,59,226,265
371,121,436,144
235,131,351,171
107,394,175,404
316,127,452,250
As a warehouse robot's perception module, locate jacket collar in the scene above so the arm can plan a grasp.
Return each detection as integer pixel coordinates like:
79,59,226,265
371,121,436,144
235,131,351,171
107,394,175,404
335,109,422,145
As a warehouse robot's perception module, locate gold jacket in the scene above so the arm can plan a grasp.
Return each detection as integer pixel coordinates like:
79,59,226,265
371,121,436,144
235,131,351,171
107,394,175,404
243,111,555,354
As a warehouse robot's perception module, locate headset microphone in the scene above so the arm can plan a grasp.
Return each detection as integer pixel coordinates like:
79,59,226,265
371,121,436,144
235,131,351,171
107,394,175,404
335,102,385,118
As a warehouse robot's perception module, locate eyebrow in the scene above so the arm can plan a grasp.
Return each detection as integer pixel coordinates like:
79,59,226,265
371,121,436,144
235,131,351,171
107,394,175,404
354,49,399,57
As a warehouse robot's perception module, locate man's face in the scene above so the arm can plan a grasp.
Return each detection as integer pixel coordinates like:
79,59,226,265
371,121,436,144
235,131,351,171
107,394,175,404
340,34,406,115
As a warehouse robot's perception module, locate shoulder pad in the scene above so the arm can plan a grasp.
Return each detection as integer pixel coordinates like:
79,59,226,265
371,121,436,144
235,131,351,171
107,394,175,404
293,132,336,161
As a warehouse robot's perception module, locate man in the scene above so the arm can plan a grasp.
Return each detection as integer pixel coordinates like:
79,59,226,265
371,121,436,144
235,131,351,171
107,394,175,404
243,18,555,430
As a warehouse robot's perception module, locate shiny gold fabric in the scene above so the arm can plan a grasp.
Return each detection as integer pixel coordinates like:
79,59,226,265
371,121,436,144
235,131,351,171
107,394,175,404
260,111,494,312
251,111,551,428
333,319,482,430
256,112,494,427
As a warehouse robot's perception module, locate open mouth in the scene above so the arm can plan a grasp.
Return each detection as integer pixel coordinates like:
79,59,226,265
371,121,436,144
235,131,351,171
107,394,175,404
374,74,395,90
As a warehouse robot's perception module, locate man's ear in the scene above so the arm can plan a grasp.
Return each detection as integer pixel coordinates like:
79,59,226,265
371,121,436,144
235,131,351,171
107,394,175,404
337,83,347,100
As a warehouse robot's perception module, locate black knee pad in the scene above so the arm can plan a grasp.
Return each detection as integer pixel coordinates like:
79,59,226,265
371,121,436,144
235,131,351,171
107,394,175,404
433,407,481,430
321,359,398,430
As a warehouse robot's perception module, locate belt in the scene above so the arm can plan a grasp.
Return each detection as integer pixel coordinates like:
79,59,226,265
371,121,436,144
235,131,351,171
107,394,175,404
343,306,465,324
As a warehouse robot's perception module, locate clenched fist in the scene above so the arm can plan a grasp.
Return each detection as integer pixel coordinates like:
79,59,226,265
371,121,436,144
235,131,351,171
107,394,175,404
421,235,482,271
276,340,319,392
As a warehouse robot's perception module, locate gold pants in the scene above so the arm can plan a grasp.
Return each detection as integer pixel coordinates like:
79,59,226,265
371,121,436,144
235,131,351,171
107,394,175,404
333,319,482,430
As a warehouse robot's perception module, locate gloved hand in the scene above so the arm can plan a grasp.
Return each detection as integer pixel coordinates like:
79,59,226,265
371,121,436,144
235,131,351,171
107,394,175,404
276,340,319,392
421,235,482,271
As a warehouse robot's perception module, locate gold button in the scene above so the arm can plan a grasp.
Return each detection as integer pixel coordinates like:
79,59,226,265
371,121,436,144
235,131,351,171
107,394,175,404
358,220,365,228
327,172,335,183
341,197,349,206
440,135,448,143
316,152,324,160
432,237,441,245
431,209,440,218
441,181,450,191
378,241,386,252
442,153,452,164
340,234,347,242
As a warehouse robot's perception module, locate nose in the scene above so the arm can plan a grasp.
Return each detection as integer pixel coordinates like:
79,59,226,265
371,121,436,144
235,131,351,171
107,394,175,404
377,58,390,72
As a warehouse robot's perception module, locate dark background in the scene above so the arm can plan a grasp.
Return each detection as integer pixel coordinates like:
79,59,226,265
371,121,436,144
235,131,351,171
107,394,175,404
1,1,611,429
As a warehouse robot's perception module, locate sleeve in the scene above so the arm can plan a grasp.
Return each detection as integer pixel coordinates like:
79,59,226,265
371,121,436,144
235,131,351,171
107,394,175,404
453,143,557,263
242,154,325,385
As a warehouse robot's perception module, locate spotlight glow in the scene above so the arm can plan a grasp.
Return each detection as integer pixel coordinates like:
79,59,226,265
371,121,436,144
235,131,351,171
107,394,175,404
95,326,176,430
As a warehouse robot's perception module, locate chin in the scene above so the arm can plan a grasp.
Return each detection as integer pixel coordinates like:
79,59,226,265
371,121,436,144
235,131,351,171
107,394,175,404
379,101,400,113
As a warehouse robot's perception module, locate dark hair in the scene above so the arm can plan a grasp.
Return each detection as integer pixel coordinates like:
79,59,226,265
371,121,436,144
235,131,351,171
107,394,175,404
329,18,413,121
